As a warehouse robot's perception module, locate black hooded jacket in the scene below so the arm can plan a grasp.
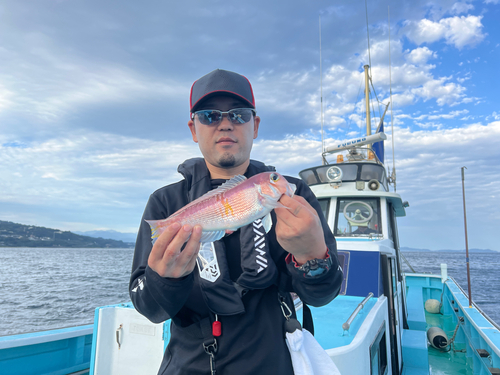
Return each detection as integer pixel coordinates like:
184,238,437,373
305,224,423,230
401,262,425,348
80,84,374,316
129,158,343,375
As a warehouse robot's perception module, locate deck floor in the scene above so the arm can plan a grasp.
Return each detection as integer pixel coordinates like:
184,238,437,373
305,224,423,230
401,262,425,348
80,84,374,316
425,311,473,375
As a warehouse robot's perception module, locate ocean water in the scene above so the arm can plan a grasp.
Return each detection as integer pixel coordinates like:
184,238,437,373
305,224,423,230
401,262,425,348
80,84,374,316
402,250,500,325
0,248,498,337
0,247,133,336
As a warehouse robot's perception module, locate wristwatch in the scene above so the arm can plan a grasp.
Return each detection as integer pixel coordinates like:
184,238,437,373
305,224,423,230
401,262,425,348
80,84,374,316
289,248,333,278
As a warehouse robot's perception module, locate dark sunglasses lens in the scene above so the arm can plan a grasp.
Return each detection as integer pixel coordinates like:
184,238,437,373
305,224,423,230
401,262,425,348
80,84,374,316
229,109,253,124
198,110,222,125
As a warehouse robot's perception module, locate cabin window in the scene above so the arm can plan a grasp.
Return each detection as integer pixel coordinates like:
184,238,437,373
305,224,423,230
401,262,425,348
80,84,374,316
386,207,394,242
388,204,400,250
370,323,388,375
317,198,330,222
360,164,384,181
317,164,358,183
335,198,382,237
300,169,318,185
388,203,403,283
391,257,398,294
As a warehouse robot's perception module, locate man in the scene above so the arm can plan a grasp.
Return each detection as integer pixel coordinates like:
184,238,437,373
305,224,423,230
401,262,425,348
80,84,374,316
130,69,343,374
352,225,378,235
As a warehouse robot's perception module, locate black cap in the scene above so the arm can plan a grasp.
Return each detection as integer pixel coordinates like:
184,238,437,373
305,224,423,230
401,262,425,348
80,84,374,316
190,69,255,112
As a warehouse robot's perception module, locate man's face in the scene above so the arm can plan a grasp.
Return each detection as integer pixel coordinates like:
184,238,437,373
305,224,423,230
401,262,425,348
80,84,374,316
188,95,260,171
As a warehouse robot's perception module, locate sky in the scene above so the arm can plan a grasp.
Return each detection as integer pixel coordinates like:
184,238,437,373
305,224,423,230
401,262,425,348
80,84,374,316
0,0,499,251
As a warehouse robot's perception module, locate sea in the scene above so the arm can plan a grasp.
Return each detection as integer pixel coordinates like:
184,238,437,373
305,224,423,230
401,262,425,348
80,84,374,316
0,247,499,336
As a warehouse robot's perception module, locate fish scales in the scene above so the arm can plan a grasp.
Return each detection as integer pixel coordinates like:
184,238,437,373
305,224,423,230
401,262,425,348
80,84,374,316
175,182,263,230
146,172,296,244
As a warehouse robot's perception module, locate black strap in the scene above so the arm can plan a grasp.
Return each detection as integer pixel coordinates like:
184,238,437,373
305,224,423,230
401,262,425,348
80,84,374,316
200,318,217,375
277,273,315,336
200,318,215,348
302,303,314,336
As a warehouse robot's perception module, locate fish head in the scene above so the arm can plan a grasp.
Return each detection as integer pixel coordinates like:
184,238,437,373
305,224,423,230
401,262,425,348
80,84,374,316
255,172,296,201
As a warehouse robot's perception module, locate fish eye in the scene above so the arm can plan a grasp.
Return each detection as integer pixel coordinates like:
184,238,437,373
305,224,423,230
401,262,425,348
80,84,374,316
270,173,279,182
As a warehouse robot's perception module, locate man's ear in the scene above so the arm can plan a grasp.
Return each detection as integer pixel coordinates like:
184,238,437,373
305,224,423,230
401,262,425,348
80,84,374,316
188,119,198,143
253,115,260,139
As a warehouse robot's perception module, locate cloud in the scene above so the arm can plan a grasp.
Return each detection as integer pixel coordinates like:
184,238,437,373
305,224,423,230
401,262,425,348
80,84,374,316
390,92,416,107
486,111,500,121
1,0,498,250
2,118,499,251
405,15,486,49
0,43,185,123
0,84,14,113
427,109,469,120
450,2,474,14
457,72,472,83
0,131,202,214
414,121,442,129
411,77,466,106
405,47,437,65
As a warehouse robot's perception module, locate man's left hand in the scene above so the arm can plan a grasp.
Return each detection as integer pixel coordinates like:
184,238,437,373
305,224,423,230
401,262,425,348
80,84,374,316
274,195,327,265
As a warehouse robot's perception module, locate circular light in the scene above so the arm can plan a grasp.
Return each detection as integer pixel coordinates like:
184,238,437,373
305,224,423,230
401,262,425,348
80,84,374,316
326,166,343,182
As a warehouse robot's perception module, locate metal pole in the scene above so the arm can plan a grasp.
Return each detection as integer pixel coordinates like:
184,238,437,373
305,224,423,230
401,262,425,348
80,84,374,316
461,166,472,308
364,65,372,148
388,6,396,192
319,15,324,163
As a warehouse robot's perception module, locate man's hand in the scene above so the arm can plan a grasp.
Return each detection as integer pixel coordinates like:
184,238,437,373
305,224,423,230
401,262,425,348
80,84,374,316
274,195,327,265
148,223,202,278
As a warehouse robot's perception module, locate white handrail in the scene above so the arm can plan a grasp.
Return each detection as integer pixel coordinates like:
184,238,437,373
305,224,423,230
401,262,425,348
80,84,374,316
342,293,374,333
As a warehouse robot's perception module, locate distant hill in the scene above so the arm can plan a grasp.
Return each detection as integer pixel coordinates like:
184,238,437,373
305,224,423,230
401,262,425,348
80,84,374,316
401,246,498,253
74,230,137,243
0,220,134,248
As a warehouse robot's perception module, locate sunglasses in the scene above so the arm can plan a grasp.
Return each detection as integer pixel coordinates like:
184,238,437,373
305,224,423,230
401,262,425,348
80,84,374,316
192,108,256,125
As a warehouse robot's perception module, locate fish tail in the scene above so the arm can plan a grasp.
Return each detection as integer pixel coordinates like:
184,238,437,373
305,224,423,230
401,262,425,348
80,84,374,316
145,219,169,245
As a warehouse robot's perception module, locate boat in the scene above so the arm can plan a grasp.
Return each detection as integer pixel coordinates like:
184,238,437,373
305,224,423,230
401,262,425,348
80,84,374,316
2,62,500,374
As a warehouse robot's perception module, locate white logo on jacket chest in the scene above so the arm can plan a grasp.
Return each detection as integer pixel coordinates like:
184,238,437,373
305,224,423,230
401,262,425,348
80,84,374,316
253,218,267,273
197,242,221,282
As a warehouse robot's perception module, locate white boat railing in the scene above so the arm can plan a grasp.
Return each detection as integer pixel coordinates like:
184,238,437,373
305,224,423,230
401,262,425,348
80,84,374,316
449,276,500,331
342,292,374,334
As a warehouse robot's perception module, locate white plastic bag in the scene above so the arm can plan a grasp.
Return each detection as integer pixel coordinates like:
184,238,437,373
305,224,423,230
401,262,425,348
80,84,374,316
285,328,341,375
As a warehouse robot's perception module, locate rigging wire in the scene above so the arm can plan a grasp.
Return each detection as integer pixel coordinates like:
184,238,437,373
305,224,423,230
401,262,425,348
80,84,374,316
388,6,397,191
365,0,373,77
364,0,382,134
370,77,383,119
319,15,324,158
370,90,377,134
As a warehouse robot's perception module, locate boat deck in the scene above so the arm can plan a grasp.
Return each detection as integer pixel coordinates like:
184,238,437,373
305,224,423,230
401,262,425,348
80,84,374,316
296,294,378,348
405,274,500,375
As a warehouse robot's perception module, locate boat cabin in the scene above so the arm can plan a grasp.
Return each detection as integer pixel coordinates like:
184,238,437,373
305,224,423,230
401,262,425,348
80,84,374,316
296,145,410,374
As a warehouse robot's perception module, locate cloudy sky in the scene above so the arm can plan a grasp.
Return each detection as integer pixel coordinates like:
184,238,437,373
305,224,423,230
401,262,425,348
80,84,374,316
1,0,499,251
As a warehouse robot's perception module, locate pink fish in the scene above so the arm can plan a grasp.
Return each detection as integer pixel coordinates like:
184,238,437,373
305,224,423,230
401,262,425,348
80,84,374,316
146,172,296,244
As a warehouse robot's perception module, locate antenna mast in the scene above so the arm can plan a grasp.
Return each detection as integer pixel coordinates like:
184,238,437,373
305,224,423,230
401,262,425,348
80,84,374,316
364,65,372,146
320,15,325,164
388,6,397,191
364,0,372,148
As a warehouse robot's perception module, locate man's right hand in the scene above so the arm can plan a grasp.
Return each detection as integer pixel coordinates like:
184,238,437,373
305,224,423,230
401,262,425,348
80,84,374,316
148,223,202,278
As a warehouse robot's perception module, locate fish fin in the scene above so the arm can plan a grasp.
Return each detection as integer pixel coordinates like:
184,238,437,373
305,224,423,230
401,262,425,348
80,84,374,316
199,230,225,243
258,184,291,210
145,219,168,245
262,212,273,233
260,194,290,210
196,175,247,201
274,201,290,209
